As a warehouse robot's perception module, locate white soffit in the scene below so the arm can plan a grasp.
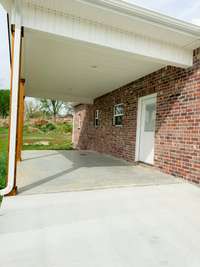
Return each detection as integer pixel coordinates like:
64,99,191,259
22,29,165,103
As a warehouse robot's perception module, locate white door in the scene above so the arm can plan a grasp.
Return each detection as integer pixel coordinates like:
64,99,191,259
137,94,157,165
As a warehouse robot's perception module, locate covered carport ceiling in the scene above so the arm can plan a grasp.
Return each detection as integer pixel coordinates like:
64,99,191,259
16,0,200,103
23,29,165,103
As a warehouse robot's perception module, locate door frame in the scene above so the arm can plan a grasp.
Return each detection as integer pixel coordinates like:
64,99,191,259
135,93,157,163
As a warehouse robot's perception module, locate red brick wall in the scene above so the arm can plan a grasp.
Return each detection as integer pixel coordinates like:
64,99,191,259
73,48,200,183
73,104,92,150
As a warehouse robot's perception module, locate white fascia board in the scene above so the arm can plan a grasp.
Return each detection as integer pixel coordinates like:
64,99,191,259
27,90,94,104
23,0,200,37
4,1,198,51
85,0,200,38
21,3,193,67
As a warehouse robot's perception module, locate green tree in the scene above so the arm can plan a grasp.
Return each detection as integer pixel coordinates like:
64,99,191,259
0,90,10,118
25,100,42,119
39,99,73,120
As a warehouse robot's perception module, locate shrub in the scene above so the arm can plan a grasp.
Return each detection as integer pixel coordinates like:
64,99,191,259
56,122,72,133
39,122,56,133
34,119,48,127
45,123,56,131
25,126,42,134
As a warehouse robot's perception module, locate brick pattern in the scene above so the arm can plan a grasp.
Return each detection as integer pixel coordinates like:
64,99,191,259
73,48,200,183
73,104,92,150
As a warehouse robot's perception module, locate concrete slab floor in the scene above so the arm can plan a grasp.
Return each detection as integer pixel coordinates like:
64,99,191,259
1,183,200,267
17,150,181,195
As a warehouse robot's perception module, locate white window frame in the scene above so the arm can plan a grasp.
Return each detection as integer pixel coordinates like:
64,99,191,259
78,114,81,129
113,103,124,126
95,109,100,127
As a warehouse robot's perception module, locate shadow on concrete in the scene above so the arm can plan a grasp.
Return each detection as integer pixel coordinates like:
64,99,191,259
18,166,77,194
18,150,133,194
22,152,60,162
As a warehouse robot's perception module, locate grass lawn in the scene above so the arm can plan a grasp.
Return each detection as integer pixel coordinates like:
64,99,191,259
23,123,73,150
0,127,8,203
0,122,73,203
0,127,8,189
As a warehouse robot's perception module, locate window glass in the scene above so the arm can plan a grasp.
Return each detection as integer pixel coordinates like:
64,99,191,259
144,103,156,131
78,114,81,129
115,116,123,126
95,110,100,127
113,104,124,126
115,105,124,115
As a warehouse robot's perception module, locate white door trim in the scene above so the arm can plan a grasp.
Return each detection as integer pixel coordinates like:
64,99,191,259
135,93,157,163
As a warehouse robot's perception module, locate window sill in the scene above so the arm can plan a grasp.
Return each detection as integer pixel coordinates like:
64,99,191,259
113,125,123,128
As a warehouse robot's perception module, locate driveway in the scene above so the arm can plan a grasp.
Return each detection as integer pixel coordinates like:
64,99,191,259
17,150,181,195
1,183,200,267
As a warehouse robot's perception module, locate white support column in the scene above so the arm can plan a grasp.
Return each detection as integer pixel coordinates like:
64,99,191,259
0,23,22,196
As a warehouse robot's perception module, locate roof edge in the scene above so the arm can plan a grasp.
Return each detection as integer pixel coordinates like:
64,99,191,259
83,0,200,37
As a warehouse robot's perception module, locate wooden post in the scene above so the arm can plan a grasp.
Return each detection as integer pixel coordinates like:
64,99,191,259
16,79,25,162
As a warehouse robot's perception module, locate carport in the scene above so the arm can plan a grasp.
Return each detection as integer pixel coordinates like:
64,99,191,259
1,0,199,196
1,2,200,266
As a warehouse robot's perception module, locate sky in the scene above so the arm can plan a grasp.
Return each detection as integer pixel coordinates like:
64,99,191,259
0,0,200,89
0,6,10,89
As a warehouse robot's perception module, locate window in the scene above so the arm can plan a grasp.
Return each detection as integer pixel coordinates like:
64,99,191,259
113,104,124,126
78,114,81,129
144,103,156,132
95,110,100,127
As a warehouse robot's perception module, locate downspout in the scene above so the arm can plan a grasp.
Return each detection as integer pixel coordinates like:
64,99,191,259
0,14,13,197
0,18,22,196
